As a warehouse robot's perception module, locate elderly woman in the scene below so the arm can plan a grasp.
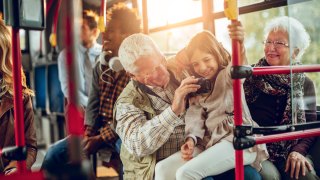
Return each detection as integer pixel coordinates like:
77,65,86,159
244,16,318,180
0,20,37,175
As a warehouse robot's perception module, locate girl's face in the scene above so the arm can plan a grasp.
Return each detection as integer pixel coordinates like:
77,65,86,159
190,49,219,79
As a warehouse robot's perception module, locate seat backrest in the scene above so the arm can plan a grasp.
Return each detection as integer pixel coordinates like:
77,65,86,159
47,63,64,114
33,65,47,112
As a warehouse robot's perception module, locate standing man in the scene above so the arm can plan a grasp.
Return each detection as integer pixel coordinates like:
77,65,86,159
58,10,101,108
42,10,101,175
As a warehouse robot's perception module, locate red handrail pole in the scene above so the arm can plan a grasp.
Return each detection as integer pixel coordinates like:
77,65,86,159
255,129,320,145
11,28,27,172
224,0,243,179
0,171,44,179
252,65,320,75
64,0,84,164
98,0,106,33
52,0,61,35
231,24,244,180
100,0,106,17
46,0,54,15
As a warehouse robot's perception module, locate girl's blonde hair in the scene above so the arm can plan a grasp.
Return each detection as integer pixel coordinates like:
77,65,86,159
0,20,34,97
185,31,231,74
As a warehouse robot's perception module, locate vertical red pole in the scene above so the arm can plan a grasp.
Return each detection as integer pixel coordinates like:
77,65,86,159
98,0,106,33
64,0,84,164
231,21,244,179
224,0,243,179
11,28,27,172
53,0,61,35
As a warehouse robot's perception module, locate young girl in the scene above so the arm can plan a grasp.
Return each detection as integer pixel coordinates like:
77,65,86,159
155,22,268,180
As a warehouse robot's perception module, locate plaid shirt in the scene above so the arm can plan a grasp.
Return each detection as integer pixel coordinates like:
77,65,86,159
98,65,130,143
115,82,185,161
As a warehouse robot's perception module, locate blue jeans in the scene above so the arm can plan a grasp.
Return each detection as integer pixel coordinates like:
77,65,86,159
115,138,122,154
42,137,122,175
41,138,70,173
203,165,261,180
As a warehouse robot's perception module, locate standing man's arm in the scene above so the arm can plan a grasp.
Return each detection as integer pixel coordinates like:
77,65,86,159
58,49,88,108
57,50,68,98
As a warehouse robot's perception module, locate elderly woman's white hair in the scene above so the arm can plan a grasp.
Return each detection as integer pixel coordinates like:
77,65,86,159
118,33,164,73
264,16,310,61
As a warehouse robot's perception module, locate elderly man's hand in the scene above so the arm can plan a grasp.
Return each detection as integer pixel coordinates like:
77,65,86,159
285,151,313,179
171,76,200,116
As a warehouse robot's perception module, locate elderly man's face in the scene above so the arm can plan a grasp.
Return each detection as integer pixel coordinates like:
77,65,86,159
131,55,170,88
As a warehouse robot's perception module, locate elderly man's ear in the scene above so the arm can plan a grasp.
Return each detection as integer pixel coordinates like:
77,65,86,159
127,72,136,80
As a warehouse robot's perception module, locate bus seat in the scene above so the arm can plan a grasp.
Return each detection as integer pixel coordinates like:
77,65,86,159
47,63,64,114
33,65,47,114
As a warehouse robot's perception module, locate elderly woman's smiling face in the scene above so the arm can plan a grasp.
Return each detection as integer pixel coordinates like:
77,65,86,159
264,30,291,66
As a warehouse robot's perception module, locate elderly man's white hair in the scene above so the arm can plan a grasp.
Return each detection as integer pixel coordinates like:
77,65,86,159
118,33,164,74
264,16,310,61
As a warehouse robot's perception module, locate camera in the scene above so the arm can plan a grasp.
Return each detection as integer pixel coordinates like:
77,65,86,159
189,78,212,97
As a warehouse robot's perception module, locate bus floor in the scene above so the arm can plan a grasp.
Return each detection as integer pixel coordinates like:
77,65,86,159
96,160,119,180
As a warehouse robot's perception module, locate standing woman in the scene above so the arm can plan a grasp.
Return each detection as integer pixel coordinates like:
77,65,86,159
0,20,37,175
244,16,319,180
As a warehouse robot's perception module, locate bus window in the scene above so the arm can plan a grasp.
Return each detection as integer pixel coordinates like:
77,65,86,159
149,23,202,53
19,29,27,51
213,0,265,12
138,0,202,29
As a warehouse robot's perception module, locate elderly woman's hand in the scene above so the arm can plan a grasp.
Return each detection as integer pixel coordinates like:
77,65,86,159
227,20,247,65
285,151,313,179
228,20,244,44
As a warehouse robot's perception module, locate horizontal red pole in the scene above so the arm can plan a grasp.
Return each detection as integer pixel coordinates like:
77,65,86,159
255,129,320,145
252,65,320,75
0,171,44,180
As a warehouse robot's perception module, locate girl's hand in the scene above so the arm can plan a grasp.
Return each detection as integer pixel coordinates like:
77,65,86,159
189,95,201,106
181,137,195,161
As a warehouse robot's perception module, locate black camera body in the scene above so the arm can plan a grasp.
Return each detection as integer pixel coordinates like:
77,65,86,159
189,77,212,97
